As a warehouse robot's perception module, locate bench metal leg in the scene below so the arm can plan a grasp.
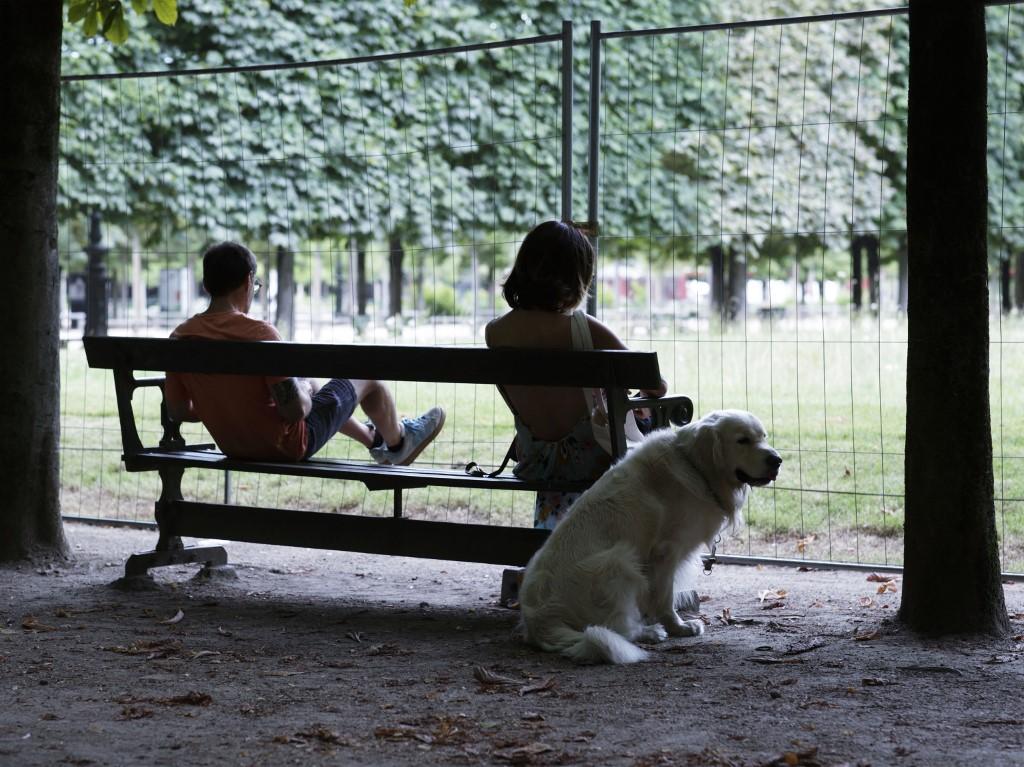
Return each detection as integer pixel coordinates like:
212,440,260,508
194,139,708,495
125,545,229,578
121,464,230,578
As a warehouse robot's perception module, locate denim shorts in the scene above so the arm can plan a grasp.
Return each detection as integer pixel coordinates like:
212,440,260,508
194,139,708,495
303,378,357,459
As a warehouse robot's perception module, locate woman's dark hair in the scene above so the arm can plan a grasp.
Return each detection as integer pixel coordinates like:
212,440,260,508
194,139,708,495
501,220,594,312
201,241,257,297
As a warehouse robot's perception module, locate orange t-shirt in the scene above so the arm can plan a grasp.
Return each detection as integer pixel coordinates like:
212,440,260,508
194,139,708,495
165,312,307,461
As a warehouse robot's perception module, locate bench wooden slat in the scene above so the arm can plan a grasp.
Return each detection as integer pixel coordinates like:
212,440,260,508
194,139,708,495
125,448,595,493
83,336,665,390
165,501,549,567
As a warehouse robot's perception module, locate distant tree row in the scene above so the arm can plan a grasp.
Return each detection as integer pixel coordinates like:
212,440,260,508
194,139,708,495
58,1,1024,319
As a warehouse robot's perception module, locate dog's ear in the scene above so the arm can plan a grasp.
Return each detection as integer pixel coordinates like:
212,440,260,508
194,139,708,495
694,421,724,471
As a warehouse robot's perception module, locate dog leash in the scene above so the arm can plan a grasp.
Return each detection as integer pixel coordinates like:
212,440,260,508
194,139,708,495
465,439,516,478
702,534,721,575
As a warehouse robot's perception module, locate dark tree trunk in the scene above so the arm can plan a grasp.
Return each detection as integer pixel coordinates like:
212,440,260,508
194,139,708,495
334,247,345,317
866,235,880,311
901,0,1008,635
726,245,746,320
274,245,295,340
0,1,68,561
851,237,863,310
1000,257,1011,315
355,241,368,317
1016,251,1024,312
388,232,404,318
707,244,725,318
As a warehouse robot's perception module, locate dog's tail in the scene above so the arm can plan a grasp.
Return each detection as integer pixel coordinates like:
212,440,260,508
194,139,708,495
537,624,647,665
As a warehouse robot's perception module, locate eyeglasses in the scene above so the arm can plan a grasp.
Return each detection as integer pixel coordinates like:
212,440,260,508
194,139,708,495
253,276,263,295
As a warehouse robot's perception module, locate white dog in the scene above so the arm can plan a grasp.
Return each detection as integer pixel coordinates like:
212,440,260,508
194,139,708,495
519,410,781,664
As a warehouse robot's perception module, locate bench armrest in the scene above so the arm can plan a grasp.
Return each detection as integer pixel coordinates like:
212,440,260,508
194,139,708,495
628,393,693,429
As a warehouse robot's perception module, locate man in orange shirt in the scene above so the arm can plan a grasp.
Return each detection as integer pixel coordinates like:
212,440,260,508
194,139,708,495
165,241,445,465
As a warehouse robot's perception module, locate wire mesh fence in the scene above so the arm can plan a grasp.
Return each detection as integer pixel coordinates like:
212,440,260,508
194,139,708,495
58,30,571,531
57,6,1024,574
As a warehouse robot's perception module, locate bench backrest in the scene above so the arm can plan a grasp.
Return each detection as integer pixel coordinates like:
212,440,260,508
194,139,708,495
83,337,665,388
84,336,667,457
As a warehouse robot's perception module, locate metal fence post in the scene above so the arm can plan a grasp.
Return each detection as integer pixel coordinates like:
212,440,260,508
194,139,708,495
561,19,573,224
586,20,602,316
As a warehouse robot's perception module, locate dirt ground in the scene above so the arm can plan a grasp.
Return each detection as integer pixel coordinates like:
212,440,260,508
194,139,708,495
2,523,1023,767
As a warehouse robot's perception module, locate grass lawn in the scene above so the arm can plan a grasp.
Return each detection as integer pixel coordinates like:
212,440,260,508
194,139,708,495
58,311,1024,573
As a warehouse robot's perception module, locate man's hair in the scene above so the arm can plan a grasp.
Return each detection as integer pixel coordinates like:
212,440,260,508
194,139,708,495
502,220,594,312
202,241,256,297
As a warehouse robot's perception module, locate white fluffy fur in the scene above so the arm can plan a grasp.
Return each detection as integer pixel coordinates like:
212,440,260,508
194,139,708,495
519,409,781,664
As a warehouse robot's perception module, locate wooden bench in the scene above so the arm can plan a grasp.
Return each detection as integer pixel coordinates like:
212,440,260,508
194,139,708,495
83,337,693,579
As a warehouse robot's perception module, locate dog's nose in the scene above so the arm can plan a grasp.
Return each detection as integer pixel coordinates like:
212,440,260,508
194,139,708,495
767,454,782,469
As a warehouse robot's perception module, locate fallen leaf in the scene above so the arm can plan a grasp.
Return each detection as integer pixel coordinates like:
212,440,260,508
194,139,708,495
761,600,786,610
156,692,212,707
876,581,898,594
190,650,221,661
757,589,787,603
493,742,554,762
101,639,183,659
861,677,893,686
858,597,874,607
21,616,58,632
473,666,519,686
345,631,364,643
781,641,827,656
854,629,881,641
796,535,816,553
294,726,348,745
159,610,185,625
519,677,556,695
866,573,896,583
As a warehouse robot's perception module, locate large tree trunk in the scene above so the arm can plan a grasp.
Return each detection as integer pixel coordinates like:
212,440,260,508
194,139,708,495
900,0,1008,635
0,1,68,561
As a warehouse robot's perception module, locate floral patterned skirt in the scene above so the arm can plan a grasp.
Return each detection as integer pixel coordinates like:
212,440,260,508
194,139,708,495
511,416,611,530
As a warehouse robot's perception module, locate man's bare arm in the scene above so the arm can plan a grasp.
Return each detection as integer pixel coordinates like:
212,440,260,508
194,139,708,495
271,378,313,423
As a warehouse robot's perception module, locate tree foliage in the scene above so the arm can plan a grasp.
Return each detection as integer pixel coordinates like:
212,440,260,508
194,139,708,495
56,1,1024,300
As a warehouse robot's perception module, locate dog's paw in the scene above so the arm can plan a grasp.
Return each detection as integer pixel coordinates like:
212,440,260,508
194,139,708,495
664,616,704,638
636,624,668,643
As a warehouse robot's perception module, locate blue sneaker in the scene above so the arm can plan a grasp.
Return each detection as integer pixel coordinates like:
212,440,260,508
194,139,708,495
370,407,446,467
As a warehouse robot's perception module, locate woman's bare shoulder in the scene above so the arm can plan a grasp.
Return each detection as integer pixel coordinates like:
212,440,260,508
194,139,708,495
487,310,570,349
585,313,628,350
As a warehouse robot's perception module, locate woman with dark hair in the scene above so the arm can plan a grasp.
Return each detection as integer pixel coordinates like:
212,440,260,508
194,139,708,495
486,221,667,530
